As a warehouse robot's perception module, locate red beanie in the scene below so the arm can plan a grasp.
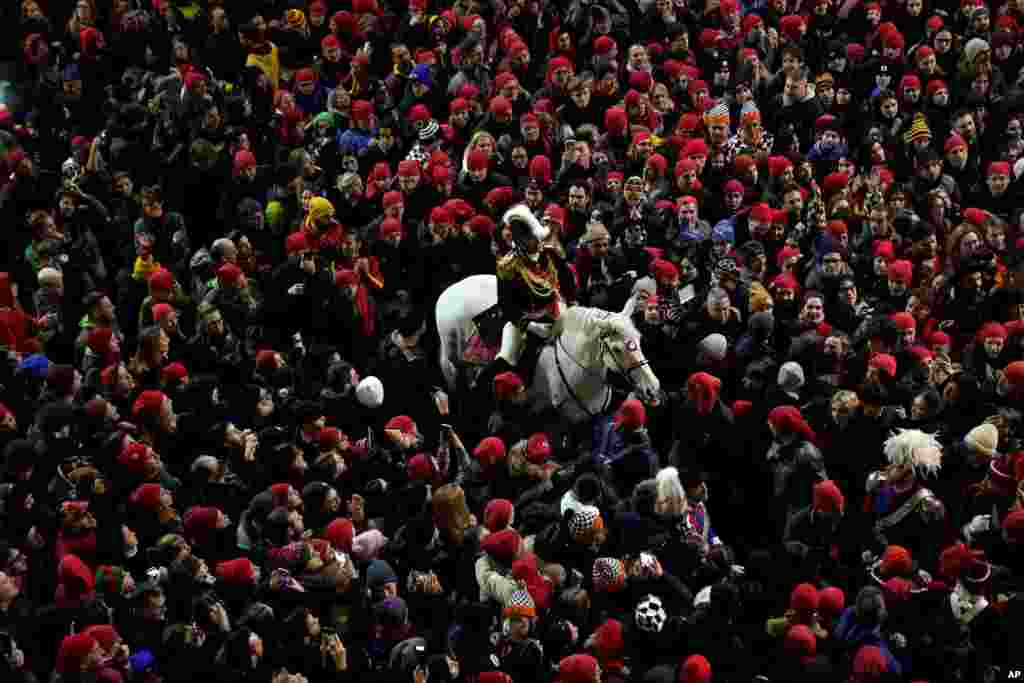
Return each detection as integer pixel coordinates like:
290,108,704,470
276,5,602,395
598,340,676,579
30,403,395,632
484,499,514,532
890,312,916,331
481,528,522,565
681,654,712,683
812,480,845,513
869,353,897,379
887,260,913,285
784,624,817,660
325,518,354,553
526,433,551,463
130,483,164,510
473,436,507,467
853,645,889,677
215,557,257,584
132,389,167,418
57,633,98,674
790,583,819,611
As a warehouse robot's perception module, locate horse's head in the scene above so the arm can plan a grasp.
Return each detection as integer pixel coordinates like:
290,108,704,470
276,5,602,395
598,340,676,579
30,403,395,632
593,314,661,403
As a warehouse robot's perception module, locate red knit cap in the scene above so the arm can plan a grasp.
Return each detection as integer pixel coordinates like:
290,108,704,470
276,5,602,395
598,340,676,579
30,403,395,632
130,483,164,510
604,108,628,135
887,260,913,285
818,587,845,617
732,399,753,418
653,259,680,283
132,389,167,418
594,36,616,55
148,268,174,292
325,518,354,553
335,269,358,287
152,303,174,321
681,654,712,683
473,436,507,467
613,399,646,430
318,427,344,450
83,624,120,651
872,240,895,261
526,433,551,463
385,415,416,435
383,190,404,209
484,499,514,532
977,322,1008,341
944,134,967,154
494,371,525,399
812,480,845,513
481,528,521,564
963,208,989,227
161,362,187,383
785,625,817,663
215,557,256,584
468,149,489,171
768,155,793,177
790,583,819,611
988,161,1011,177
489,96,512,116
879,545,913,577
869,353,897,379
1003,509,1024,544
407,453,434,482
216,262,243,285
117,441,149,474
380,218,403,239
890,312,916,331
397,160,421,177
823,171,850,195
57,633,98,674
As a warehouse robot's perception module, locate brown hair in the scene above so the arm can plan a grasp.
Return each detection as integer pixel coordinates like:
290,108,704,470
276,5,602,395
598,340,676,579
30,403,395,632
431,484,472,545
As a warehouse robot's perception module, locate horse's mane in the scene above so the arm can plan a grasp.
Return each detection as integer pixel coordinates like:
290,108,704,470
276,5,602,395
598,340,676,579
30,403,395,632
557,306,640,343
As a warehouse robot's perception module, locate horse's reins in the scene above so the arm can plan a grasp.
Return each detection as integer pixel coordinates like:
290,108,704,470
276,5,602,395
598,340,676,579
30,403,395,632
554,334,610,419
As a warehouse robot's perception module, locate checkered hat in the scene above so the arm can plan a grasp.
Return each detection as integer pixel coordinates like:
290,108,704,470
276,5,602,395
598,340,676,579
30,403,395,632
503,588,537,619
568,505,603,541
635,594,667,633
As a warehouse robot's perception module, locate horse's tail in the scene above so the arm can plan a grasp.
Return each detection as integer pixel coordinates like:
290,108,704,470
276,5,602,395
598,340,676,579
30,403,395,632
437,313,459,393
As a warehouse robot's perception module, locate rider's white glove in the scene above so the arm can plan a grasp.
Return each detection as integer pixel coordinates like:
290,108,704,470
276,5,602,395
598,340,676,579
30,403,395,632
963,514,992,542
287,283,305,296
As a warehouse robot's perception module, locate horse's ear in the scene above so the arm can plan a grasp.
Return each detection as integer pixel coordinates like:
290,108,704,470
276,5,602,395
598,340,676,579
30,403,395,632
621,293,637,320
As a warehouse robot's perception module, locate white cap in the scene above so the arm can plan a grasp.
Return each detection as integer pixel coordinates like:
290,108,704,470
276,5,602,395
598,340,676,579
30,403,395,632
356,376,384,408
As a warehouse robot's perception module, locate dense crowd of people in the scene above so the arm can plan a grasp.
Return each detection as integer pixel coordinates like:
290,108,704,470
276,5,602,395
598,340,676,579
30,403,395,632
3,0,1024,681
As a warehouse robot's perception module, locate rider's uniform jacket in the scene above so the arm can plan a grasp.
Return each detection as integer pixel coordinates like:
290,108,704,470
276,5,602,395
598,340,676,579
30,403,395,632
496,246,577,329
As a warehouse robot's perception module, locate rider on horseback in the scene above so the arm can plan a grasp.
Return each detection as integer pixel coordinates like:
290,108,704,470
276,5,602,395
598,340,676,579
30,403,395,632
479,204,577,394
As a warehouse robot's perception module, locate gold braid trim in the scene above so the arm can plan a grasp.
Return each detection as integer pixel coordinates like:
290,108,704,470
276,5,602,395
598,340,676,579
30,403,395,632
497,253,559,300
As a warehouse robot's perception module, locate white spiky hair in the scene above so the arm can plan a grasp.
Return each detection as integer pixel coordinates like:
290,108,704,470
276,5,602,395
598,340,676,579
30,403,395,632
883,428,943,478
656,466,685,501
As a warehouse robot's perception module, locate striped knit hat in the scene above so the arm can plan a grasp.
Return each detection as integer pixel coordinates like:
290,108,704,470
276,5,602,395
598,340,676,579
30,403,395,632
903,112,931,144
703,100,730,127
503,588,537,619
592,558,626,593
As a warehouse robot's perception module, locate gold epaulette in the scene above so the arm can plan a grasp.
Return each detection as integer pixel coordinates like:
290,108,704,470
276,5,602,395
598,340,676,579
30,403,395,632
496,252,519,279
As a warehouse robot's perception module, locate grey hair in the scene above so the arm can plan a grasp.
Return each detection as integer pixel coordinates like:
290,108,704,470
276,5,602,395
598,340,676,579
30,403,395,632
706,287,730,306
210,238,235,262
38,267,62,287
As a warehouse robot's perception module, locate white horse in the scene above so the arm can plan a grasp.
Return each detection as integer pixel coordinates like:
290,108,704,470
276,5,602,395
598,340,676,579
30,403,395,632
436,275,660,423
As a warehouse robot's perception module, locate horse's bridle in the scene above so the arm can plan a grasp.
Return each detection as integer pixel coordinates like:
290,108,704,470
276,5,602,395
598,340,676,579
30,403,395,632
600,336,651,383
553,333,650,418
